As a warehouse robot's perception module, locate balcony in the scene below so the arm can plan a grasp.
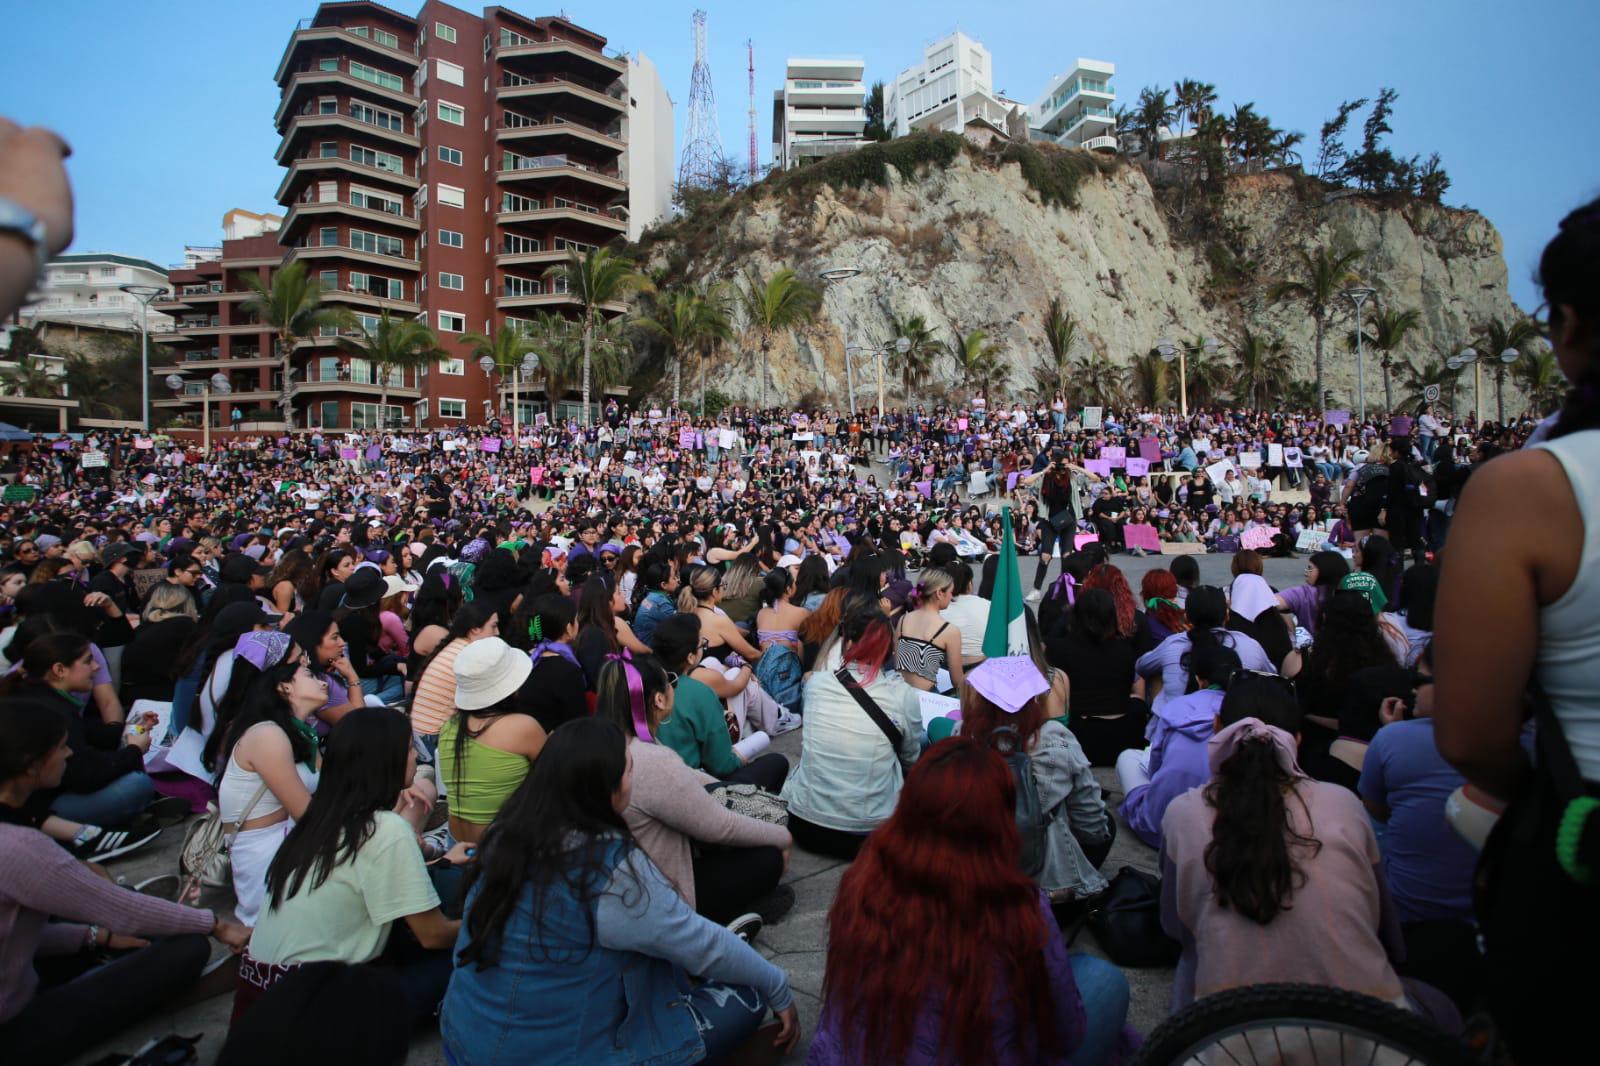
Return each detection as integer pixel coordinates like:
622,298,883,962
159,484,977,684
282,199,420,237
274,67,416,128
785,84,863,108
304,287,421,316
286,242,418,273
494,247,570,269
493,37,626,81
288,368,422,400
155,388,282,408
1080,135,1119,153
276,155,418,203
274,24,419,87
496,74,627,121
153,352,279,373
495,289,626,313
276,110,419,162
497,203,627,234
496,118,625,155
154,320,269,341
785,106,866,135
497,156,626,194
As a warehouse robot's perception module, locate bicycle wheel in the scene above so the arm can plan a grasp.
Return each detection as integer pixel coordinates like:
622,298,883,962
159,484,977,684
1132,983,1472,1066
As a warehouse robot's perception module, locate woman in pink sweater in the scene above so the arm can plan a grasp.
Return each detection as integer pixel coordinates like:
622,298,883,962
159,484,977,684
594,653,792,932
0,701,251,1065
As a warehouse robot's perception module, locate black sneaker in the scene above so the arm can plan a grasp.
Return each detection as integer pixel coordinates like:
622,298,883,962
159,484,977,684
70,824,161,863
726,912,764,944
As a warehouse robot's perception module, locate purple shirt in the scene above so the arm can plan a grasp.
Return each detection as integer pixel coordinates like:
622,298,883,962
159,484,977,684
1279,583,1323,636
1121,688,1223,849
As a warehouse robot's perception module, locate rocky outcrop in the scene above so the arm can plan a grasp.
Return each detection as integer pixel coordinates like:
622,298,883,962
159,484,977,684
643,148,1522,408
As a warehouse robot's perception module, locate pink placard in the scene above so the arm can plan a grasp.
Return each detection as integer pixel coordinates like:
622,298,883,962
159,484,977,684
480,438,501,453
133,438,153,450
1073,533,1100,549
530,466,545,485
957,418,969,431
1123,524,1161,552
339,447,358,460
1139,437,1162,462
1084,459,1112,477
1240,527,1277,551
1102,446,1126,467
1125,457,1150,477
914,480,933,499
1324,409,1351,427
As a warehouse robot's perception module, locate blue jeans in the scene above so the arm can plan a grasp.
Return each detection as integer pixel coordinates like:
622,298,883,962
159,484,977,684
685,982,768,1061
1069,953,1130,1066
51,771,156,827
361,675,406,705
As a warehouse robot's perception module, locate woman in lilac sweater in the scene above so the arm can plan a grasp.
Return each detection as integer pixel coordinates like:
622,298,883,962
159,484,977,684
810,738,1129,1065
0,701,250,1065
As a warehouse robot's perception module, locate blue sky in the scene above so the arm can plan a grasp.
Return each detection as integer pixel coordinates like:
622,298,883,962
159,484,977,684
4,0,1594,308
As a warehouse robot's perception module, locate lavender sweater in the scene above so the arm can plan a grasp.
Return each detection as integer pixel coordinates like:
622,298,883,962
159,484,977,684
1120,689,1222,849
0,825,215,1022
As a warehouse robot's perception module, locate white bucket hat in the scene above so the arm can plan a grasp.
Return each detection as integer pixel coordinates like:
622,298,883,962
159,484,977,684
453,637,533,711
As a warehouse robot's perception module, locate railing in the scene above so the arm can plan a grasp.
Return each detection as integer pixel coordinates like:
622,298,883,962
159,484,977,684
293,18,421,57
180,283,224,296
291,241,416,262
181,349,221,361
498,73,624,101
290,153,414,180
501,155,619,179
502,282,545,297
178,317,222,329
285,99,413,137
498,116,624,142
298,366,409,387
500,240,544,254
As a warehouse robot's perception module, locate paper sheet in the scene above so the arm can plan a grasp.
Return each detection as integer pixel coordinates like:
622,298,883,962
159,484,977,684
918,691,961,732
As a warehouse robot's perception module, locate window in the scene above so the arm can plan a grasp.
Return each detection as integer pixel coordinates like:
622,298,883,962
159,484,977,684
350,62,404,92
504,275,541,296
500,190,538,212
316,180,337,202
319,401,340,427
350,186,404,215
437,101,465,125
350,230,406,258
438,398,466,419
436,60,465,86
319,141,338,158
437,184,465,208
497,27,533,47
319,269,338,290
349,145,405,174
318,58,340,72
439,357,465,375
98,266,119,277
437,312,465,332
438,228,463,248
415,399,428,424
414,186,428,210
350,272,404,299
319,226,339,247
435,22,457,43
439,272,464,290
318,97,338,114
503,233,541,253
437,145,462,165
553,236,596,253
349,101,403,131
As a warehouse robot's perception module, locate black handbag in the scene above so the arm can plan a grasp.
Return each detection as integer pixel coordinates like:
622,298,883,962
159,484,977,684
1086,866,1181,968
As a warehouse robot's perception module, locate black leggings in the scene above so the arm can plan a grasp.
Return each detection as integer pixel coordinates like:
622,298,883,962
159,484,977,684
788,813,871,860
714,752,789,792
692,844,784,925
1069,698,1150,767
0,934,210,1066
1033,518,1074,589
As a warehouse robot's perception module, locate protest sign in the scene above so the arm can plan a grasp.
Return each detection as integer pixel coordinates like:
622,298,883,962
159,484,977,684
1205,460,1234,484
1267,443,1285,466
1239,452,1262,469
678,427,696,449
914,481,933,499
1073,533,1100,549
1283,447,1304,468
1139,437,1162,462
134,438,153,450
1125,457,1149,477
1295,528,1327,552
480,438,501,453
719,428,736,449
1123,524,1161,552
1102,446,1126,467
1324,409,1351,427
1005,471,1020,492
1084,459,1113,478
1241,527,1276,550
80,452,108,468
1159,541,1207,556
339,448,358,460
1082,407,1103,430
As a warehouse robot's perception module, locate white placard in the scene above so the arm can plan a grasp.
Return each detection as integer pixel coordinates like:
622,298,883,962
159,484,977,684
1284,447,1304,468
1267,443,1285,466
80,451,108,468
1082,407,1103,430
1192,437,1213,456
1239,452,1262,469
1205,460,1234,484
719,428,737,449
918,691,961,732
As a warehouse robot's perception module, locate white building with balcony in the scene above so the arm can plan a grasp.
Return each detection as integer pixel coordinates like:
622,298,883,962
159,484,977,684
771,57,866,169
20,253,174,333
1031,59,1116,151
884,32,1012,138
622,51,674,239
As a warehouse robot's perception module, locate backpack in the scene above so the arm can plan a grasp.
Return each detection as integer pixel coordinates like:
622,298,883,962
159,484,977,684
990,725,1048,878
754,641,804,714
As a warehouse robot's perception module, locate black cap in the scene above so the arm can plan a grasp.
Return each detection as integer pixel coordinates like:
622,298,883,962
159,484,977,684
220,554,272,583
340,566,385,609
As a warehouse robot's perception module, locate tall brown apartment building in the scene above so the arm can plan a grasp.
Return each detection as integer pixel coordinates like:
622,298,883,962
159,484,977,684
156,1,633,432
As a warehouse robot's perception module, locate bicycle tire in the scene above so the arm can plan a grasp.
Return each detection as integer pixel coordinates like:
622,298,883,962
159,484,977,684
1131,983,1472,1066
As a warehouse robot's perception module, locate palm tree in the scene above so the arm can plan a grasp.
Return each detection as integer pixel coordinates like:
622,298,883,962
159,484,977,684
1135,87,1173,159
1231,328,1292,409
544,248,651,424
1269,244,1365,409
335,311,444,427
239,261,356,427
689,282,734,414
1281,379,1323,410
1171,79,1218,140
61,353,123,417
884,312,940,405
1067,350,1127,407
1400,355,1464,414
735,267,821,408
946,329,1004,394
635,284,730,411
1129,350,1170,407
1512,349,1566,415
1182,339,1232,407
1346,307,1421,414
1272,129,1306,168
0,358,62,399
462,323,538,424
1476,316,1542,423
1036,297,1082,398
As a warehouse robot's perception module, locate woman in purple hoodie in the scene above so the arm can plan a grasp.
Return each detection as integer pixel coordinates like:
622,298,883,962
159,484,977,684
1117,642,1241,849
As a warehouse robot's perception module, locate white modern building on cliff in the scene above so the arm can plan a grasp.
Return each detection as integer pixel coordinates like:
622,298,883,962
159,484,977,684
772,57,866,169
1031,59,1116,151
883,32,1013,137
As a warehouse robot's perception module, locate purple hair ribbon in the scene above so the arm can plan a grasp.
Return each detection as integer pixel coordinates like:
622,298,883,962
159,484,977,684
605,648,653,743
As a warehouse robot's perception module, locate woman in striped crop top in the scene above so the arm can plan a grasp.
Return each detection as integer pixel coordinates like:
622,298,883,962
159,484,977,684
894,568,966,693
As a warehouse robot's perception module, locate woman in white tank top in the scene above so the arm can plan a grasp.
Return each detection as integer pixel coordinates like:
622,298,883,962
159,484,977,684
1432,197,1600,1063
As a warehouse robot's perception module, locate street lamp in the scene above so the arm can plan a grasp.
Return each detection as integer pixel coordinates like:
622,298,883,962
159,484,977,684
167,371,231,454
514,351,539,436
819,265,863,417
1496,346,1520,424
1446,346,1486,425
122,284,169,433
478,355,497,425
1155,336,1221,419
1343,286,1377,422
845,335,911,417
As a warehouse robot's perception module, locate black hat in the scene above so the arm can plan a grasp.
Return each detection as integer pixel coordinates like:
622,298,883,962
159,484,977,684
340,566,385,610
220,554,272,583
104,543,144,568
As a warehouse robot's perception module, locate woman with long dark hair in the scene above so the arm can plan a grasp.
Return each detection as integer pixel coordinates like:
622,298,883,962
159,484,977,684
1275,549,1350,637
812,738,1128,1065
265,548,314,616
333,569,405,705
311,548,357,612
0,701,249,1066
1160,676,1458,1031
283,611,366,726
1045,588,1147,767
522,593,588,728
629,553,679,647
240,707,458,1025
1136,586,1274,715
573,576,651,688
441,717,798,1064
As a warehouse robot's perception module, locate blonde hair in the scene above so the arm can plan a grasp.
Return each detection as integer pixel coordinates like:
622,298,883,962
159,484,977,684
912,566,954,608
66,540,100,565
144,582,198,622
676,564,721,614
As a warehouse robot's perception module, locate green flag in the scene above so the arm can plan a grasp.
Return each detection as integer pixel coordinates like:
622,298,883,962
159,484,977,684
982,506,1029,659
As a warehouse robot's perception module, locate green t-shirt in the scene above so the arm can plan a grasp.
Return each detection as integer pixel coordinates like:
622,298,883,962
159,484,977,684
247,811,439,966
657,675,742,777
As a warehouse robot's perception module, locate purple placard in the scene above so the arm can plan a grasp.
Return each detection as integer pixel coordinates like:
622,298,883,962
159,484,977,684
365,445,381,462
1324,409,1351,427
914,480,933,499
1084,459,1113,477
339,447,358,460
678,427,696,449
276,436,290,446
480,438,501,453
1005,471,1020,492
1139,436,1161,462
1388,415,1414,438
1102,445,1126,467
51,440,71,450
1125,457,1150,477
1123,524,1161,552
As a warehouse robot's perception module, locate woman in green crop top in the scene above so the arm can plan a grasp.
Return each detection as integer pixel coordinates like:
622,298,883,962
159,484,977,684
441,639,545,843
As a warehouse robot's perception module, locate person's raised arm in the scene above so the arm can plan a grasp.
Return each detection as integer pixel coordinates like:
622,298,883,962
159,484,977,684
0,119,72,321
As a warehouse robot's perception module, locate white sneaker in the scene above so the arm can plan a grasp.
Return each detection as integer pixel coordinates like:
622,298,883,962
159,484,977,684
772,711,802,735
1025,589,1043,604
727,912,764,943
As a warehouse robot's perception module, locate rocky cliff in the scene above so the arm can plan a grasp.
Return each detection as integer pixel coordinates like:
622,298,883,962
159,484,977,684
637,140,1523,410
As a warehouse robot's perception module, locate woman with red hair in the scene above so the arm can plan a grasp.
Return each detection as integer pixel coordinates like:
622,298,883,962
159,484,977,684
810,737,1130,1065
1140,569,1189,646
1083,563,1145,650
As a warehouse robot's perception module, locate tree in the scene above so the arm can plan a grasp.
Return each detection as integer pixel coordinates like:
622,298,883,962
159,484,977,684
1416,153,1451,204
1281,379,1323,410
1271,129,1306,168
1400,355,1464,414
3,325,48,361
1171,79,1217,140
863,81,891,141
1476,316,1542,423
335,311,444,426
1181,339,1232,407
946,329,1003,394
61,353,123,417
240,260,356,427
634,284,729,411
461,323,537,423
545,247,651,424
1315,98,1367,180
1512,349,1566,415
1135,86,1173,159
1035,297,1082,398
1129,350,1170,407
1066,350,1127,408
1269,244,1365,409
884,312,939,404
1346,306,1422,414
735,267,821,408
689,282,734,414
0,358,62,399
1230,328,1293,409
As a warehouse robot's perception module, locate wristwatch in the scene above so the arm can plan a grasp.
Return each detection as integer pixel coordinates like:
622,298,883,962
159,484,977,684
0,197,50,281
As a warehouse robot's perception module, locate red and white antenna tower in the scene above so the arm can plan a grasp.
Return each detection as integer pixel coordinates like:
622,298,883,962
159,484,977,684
747,40,758,183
